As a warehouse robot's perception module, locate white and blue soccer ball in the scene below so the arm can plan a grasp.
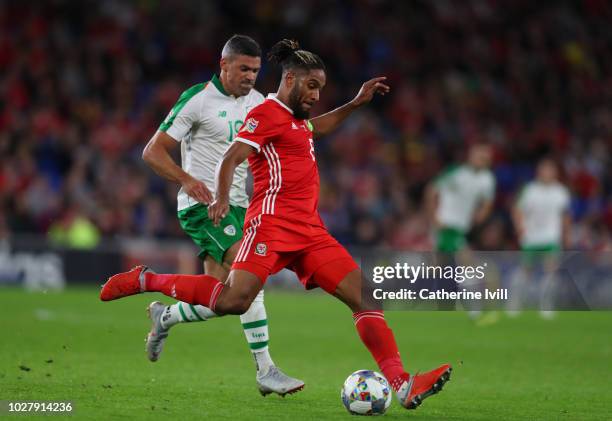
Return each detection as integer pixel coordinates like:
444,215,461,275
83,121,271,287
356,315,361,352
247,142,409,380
341,369,392,415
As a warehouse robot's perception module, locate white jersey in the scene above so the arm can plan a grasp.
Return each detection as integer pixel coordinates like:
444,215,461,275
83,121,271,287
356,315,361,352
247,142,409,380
159,75,265,210
517,181,570,246
435,164,496,231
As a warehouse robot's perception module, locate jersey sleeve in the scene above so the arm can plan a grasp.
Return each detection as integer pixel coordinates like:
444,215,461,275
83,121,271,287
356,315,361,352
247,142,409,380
433,165,459,189
234,107,279,153
158,84,205,141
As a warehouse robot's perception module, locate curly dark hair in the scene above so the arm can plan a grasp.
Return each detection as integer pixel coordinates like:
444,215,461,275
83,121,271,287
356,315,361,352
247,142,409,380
267,39,325,72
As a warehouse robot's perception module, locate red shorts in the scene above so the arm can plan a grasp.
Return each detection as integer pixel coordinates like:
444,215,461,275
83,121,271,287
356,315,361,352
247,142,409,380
232,215,358,293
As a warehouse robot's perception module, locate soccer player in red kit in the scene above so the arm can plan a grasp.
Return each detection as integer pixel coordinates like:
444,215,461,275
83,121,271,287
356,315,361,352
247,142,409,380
101,39,452,410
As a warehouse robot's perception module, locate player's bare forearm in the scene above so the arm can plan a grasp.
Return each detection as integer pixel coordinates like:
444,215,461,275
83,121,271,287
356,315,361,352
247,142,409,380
310,76,390,138
562,213,571,248
209,141,255,225
474,200,493,226
142,131,190,184
143,131,213,204
214,142,254,201
214,158,238,204
424,184,439,225
511,207,524,239
310,102,358,138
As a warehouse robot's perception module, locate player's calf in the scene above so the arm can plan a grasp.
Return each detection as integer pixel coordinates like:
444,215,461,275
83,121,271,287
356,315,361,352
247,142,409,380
333,268,378,312
334,271,452,410
101,266,264,317
215,289,257,314
100,266,226,310
212,270,263,315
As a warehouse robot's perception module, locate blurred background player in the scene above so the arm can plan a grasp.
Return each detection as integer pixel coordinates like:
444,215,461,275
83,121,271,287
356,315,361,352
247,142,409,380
426,144,496,253
509,158,571,318
425,144,496,316
140,34,304,396
101,39,453,411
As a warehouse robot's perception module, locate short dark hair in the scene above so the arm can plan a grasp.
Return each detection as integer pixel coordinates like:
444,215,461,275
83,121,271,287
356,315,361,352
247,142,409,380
267,39,325,73
222,34,261,58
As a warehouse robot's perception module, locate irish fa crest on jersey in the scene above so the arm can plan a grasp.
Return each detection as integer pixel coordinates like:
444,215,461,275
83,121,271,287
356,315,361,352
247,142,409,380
255,242,267,256
223,225,236,236
245,117,259,133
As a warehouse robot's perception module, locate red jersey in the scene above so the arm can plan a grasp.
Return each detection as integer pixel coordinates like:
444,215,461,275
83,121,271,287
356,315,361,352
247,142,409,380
235,94,322,226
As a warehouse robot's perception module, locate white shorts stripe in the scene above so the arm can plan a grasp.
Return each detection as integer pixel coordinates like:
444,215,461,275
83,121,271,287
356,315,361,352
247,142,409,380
236,216,258,262
242,215,261,262
235,225,253,262
236,216,261,262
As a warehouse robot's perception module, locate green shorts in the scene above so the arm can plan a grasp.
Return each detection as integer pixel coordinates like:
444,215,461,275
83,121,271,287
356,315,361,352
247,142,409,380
177,203,246,263
520,243,561,266
436,227,467,253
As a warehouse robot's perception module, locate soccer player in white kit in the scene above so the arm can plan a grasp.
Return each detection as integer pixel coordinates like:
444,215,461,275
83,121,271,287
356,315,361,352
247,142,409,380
426,144,496,253
509,158,571,318
425,144,496,315
139,35,303,395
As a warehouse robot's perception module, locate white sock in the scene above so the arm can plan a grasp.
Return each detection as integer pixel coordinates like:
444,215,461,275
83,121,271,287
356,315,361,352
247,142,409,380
240,290,274,375
160,302,217,329
253,349,274,376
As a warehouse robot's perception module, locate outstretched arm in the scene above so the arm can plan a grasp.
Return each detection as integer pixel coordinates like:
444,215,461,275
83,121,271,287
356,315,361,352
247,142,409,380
309,76,390,138
208,141,256,225
561,212,571,249
473,199,494,226
511,204,525,242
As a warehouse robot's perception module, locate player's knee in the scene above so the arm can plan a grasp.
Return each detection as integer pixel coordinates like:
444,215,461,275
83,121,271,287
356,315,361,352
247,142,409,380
218,292,254,315
345,296,370,313
334,269,371,312
232,296,253,314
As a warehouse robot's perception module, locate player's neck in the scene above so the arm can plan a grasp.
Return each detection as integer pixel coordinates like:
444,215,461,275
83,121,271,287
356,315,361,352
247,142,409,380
467,164,487,172
218,72,240,98
538,179,556,185
274,90,292,110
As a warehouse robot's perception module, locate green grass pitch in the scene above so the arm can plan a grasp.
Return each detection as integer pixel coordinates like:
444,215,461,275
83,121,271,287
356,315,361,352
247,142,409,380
1,287,611,420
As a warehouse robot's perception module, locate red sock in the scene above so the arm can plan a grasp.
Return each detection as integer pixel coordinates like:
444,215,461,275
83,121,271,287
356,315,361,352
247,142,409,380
144,273,224,312
353,311,409,392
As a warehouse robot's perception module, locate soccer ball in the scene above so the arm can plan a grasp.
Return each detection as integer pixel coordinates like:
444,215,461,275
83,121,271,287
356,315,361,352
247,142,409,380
341,369,392,415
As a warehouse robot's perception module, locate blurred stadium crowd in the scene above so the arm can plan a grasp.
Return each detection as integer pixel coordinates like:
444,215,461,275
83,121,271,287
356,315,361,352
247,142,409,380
0,0,611,250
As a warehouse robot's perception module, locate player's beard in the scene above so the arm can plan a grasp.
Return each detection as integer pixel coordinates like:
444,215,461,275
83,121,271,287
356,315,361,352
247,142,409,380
289,86,310,120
